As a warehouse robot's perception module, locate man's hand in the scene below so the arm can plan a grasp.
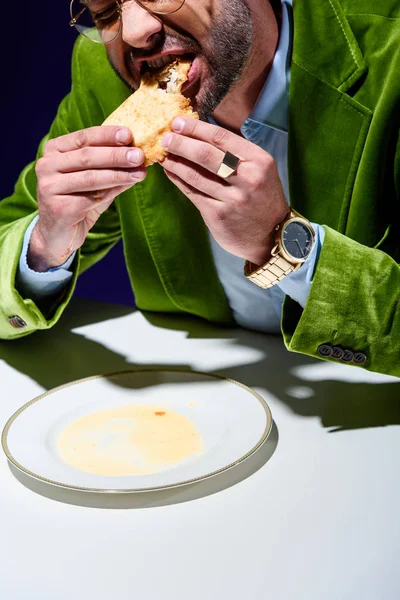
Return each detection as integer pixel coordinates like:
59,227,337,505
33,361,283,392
161,117,289,266
30,126,146,272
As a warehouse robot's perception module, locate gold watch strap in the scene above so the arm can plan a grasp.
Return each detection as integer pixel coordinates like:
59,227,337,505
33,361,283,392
244,209,314,289
244,255,297,289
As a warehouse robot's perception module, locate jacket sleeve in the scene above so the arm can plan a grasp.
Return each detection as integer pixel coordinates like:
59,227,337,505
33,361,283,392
281,225,400,377
0,37,122,340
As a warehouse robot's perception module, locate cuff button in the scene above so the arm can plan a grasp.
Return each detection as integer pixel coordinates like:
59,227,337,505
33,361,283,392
331,346,344,360
353,352,367,365
8,316,27,329
318,344,332,357
341,349,354,363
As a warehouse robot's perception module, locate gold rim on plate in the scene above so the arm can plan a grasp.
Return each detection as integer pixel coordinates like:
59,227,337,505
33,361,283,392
1,368,272,494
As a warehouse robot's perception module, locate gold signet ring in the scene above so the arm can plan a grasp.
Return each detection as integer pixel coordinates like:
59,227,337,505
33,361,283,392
216,151,240,179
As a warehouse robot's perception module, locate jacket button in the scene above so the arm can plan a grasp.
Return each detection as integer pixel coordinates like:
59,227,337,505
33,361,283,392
331,346,344,360
8,316,27,329
318,344,332,357
341,349,354,363
353,352,367,365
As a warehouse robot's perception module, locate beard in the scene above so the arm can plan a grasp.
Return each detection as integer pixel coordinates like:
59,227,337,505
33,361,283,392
107,0,253,120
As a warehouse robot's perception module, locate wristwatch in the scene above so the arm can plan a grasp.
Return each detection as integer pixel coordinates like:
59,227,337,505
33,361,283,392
244,209,315,289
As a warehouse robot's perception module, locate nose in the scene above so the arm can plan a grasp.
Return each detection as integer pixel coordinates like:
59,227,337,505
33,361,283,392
121,2,163,49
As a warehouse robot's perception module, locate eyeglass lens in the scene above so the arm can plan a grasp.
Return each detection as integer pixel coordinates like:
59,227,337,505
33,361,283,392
70,0,186,44
70,1,120,43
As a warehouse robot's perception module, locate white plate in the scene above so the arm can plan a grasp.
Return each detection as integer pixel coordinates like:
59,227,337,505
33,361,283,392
2,369,272,493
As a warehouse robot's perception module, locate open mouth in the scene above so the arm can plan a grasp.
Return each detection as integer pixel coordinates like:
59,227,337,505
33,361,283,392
140,53,199,96
147,58,193,95
141,53,195,76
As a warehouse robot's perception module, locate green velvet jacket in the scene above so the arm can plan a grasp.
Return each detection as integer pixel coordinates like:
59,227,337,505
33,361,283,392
1,0,400,376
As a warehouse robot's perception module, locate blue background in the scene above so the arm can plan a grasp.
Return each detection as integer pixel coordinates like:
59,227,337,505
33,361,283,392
1,2,135,306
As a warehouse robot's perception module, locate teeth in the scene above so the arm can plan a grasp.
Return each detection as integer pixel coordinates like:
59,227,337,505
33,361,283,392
147,54,175,69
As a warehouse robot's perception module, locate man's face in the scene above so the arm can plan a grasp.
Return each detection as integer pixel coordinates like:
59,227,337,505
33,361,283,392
101,0,254,120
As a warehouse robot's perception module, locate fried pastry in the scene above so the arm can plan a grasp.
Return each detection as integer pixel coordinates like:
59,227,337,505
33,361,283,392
103,59,199,166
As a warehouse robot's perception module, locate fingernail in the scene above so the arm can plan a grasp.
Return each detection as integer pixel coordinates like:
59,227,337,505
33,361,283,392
116,128,130,143
172,118,185,133
162,133,173,149
127,149,142,164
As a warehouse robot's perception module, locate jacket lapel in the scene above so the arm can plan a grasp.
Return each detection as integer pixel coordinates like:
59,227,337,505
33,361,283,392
289,0,372,232
133,164,233,324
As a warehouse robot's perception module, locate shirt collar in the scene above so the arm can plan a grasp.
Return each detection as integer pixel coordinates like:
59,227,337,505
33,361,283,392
241,0,293,135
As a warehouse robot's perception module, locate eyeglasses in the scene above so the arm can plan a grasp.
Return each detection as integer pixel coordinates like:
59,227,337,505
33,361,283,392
69,0,187,44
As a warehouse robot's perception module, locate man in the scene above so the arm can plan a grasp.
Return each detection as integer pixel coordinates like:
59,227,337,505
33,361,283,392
0,0,399,377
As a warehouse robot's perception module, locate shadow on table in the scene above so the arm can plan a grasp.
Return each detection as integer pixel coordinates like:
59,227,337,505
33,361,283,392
0,299,136,391
0,300,215,391
143,312,400,434
8,422,278,509
1,298,399,436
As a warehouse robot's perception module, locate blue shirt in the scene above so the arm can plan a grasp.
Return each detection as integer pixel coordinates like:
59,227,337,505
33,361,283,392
208,0,324,332
17,0,324,333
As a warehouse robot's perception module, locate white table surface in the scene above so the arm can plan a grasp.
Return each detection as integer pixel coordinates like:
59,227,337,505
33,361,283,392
1,298,400,600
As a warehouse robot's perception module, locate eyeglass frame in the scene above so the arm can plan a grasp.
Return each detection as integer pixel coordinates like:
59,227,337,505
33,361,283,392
69,0,187,44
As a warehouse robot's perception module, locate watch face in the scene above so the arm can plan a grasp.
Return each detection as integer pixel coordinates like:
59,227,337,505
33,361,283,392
281,220,314,260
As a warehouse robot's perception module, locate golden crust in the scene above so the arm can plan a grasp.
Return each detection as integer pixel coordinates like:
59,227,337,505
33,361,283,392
103,59,199,166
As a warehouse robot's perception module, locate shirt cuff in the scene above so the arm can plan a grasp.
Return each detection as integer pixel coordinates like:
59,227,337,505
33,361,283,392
16,215,76,300
277,222,325,308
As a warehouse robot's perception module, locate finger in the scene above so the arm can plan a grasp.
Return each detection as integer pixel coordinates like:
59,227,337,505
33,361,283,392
67,183,137,212
49,167,146,195
52,183,142,225
44,126,133,155
171,117,259,160
162,132,225,176
164,169,216,214
54,146,145,174
162,155,230,201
